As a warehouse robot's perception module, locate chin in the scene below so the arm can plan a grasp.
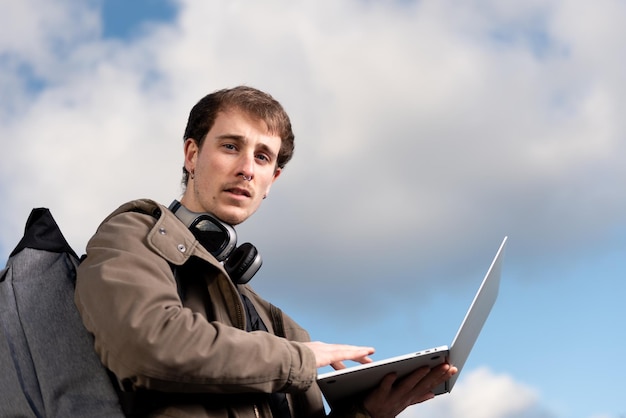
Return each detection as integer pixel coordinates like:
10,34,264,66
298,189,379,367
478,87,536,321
215,210,249,226
212,201,260,225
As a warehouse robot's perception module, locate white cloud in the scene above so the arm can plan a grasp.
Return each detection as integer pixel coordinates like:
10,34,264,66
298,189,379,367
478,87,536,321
1,0,625,306
399,367,553,418
0,0,99,62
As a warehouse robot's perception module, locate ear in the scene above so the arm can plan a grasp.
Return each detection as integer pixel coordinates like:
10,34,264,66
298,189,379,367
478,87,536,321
183,138,199,173
272,167,282,182
264,167,282,198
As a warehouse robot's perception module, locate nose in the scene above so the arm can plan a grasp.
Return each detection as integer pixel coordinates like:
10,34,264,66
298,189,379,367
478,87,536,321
237,153,255,181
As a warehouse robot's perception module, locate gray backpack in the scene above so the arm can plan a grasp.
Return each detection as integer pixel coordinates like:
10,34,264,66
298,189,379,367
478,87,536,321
0,208,124,417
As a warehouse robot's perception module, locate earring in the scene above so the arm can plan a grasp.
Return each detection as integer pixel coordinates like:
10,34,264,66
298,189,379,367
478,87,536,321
190,169,195,180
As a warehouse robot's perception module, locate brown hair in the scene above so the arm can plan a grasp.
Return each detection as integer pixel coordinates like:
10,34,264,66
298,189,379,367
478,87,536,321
182,86,295,185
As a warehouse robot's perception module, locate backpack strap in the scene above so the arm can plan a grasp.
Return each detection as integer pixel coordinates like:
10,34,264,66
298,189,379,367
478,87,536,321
269,304,314,418
9,208,78,258
270,304,286,338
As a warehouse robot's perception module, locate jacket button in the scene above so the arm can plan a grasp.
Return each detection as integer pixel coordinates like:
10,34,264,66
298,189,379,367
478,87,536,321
159,227,167,235
177,244,186,253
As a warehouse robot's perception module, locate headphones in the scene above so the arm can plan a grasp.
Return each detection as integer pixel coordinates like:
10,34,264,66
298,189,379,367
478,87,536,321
168,200,262,284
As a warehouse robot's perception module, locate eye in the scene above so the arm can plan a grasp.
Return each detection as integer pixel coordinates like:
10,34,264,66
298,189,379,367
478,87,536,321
255,153,274,165
223,143,237,151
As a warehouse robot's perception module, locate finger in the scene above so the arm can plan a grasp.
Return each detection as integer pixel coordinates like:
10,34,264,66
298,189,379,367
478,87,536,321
354,355,374,365
431,363,455,382
334,346,375,363
414,364,453,393
412,391,435,404
395,366,431,391
344,345,375,357
396,367,445,406
378,372,399,392
331,361,346,370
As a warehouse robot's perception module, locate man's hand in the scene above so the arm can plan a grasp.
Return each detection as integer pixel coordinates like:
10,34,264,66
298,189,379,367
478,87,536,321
362,364,458,418
303,341,375,369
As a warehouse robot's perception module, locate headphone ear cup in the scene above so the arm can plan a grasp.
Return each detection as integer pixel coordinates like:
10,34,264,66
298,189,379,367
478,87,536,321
224,242,262,285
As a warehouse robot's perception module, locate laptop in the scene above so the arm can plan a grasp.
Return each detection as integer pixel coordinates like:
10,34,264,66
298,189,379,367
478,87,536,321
317,237,508,409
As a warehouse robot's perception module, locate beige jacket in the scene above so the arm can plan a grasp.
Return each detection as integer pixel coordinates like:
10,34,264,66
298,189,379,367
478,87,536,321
75,199,348,418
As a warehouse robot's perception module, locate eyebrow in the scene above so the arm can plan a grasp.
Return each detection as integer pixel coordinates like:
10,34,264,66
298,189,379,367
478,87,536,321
216,134,279,162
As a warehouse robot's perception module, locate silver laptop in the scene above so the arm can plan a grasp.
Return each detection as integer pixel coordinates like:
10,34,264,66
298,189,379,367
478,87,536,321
317,237,508,409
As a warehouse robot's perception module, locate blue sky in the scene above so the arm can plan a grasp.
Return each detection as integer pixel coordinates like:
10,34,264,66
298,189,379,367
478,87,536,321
99,0,177,39
1,1,625,417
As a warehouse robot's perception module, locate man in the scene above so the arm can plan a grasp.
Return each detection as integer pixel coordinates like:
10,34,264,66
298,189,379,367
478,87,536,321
75,86,456,418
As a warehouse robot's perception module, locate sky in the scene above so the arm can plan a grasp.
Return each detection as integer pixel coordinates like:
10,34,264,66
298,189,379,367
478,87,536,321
1,0,625,417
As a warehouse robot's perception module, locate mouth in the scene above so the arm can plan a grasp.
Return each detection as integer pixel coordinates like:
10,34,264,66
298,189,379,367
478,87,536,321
224,186,252,198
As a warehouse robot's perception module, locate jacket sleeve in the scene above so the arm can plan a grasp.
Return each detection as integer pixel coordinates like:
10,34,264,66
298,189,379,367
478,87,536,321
74,209,317,394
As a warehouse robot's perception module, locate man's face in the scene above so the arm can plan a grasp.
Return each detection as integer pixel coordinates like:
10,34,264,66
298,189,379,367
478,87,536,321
180,108,282,225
